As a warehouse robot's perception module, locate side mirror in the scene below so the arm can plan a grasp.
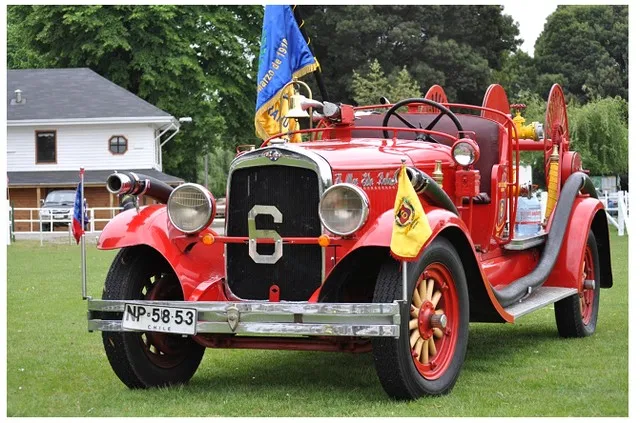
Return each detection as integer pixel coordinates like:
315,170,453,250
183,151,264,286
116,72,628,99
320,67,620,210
40,199,45,206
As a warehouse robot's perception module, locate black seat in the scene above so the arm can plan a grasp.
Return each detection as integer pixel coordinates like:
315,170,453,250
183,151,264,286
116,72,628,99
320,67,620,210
353,113,500,196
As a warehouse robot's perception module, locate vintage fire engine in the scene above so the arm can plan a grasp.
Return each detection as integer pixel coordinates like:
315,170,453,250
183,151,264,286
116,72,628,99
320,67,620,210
86,83,612,399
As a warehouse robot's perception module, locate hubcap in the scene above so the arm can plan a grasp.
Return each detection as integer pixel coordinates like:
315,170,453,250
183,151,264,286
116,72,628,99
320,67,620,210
409,262,459,380
579,247,595,325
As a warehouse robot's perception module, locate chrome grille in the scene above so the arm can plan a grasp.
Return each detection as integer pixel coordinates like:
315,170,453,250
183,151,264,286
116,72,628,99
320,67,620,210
226,164,322,301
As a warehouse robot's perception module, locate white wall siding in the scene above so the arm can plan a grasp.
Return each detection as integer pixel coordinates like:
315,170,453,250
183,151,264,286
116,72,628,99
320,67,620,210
7,123,159,172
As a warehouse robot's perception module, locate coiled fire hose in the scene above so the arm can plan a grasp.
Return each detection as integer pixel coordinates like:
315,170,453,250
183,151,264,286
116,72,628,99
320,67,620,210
492,171,598,307
544,144,560,222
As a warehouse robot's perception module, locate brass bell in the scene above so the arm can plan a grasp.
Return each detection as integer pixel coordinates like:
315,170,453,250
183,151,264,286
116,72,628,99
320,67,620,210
284,91,310,119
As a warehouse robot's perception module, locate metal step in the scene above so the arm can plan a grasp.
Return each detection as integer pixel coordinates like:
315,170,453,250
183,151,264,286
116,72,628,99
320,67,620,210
504,287,578,319
503,232,547,250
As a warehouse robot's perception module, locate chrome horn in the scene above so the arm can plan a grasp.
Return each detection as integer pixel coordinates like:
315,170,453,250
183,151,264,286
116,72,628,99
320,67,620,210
105,171,175,204
106,172,134,195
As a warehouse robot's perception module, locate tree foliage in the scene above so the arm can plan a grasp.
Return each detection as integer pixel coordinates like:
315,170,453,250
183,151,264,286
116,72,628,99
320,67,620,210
516,94,627,183
200,147,236,197
7,5,263,182
567,97,628,176
299,5,521,105
534,5,628,103
352,59,420,105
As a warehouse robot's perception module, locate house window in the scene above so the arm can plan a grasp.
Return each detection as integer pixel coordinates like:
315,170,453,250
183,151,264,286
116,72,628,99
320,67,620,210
109,135,128,154
35,130,57,164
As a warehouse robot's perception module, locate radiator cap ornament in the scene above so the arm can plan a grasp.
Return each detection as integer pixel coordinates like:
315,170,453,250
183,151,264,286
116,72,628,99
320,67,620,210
263,149,282,161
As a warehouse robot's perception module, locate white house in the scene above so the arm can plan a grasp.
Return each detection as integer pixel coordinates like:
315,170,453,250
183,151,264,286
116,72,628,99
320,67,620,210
7,68,184,230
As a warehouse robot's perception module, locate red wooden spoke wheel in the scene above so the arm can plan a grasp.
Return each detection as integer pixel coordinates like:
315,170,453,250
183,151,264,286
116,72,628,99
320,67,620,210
372,238,469,399
554,231,601,338
580,244,595,326
408,263,459,380
481,84,510,126
544,84,569,196
544,84,570,151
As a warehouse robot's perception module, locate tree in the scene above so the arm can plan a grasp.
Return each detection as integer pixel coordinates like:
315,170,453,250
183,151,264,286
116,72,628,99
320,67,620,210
352,59,420,105
7,5,263,182
534,5,628,103
492,51,539,99
299,5,521,105
352,59,389,105
200,147,235,197
388,67,422,103
515,94,627,184
567,97,628,176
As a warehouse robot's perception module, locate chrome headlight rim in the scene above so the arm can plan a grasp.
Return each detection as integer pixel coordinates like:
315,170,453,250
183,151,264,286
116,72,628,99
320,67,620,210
318,183,370,237
451,138,480,167
167,183,215,234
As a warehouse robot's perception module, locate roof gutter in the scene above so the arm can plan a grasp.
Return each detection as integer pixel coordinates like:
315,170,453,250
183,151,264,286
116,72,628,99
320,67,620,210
7,116,175,127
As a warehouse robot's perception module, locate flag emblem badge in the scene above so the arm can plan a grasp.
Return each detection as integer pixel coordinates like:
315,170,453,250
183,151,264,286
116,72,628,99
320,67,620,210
395,198,415,228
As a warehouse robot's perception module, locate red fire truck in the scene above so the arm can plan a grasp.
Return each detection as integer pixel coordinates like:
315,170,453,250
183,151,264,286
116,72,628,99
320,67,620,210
87,83,612,400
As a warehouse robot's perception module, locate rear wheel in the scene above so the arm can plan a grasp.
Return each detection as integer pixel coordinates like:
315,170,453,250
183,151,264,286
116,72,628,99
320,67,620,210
554,230,600,337
102,246,205,388
372,238,469,399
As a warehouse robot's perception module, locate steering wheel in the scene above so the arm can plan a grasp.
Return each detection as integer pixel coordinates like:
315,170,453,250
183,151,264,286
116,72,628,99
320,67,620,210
382,98,464,143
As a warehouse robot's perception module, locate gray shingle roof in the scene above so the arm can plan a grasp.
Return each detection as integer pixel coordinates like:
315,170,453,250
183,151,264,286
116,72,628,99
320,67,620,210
8,68,173,121
8,169,184,187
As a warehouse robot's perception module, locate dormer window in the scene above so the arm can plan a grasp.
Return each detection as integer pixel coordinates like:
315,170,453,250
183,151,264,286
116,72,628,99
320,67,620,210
109,135,128,155
35,130,56,164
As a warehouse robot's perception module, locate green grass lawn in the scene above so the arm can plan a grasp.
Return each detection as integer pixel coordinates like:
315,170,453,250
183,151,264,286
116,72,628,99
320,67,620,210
7,230,628,417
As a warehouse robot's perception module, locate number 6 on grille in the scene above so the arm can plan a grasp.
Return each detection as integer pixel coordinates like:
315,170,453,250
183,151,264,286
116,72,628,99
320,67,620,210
247,205,283,264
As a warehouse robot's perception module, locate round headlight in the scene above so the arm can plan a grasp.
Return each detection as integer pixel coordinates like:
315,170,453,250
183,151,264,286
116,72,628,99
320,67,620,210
167,183,215,234
319,183,369,236
452,138,480,167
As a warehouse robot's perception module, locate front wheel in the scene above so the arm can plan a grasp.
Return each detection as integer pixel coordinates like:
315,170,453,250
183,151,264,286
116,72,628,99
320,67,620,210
101,246,205,388
554,230,600,337
372,237,469,399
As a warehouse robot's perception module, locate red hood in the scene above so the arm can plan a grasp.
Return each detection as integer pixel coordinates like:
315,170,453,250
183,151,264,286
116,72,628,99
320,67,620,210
299,138,453,172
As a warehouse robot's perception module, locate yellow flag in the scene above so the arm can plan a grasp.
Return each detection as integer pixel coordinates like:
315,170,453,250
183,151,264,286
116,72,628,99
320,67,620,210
390,164,433,260
255,84,302,143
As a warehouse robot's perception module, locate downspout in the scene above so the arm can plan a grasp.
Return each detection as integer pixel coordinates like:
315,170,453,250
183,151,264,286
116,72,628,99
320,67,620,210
155,120,181,169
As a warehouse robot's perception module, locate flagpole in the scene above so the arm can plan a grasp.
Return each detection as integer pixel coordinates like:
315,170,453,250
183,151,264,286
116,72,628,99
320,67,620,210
80,167,88,299
402,261,408,302
291,5,329,101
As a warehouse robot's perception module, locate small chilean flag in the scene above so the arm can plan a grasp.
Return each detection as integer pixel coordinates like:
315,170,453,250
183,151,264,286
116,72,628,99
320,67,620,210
72,176,85,244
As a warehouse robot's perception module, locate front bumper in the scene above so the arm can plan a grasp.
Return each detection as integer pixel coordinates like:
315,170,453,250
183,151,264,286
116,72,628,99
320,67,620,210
87,299,402,338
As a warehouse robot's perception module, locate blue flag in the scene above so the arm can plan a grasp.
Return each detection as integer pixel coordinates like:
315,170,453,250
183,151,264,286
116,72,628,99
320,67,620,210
255,5,318,140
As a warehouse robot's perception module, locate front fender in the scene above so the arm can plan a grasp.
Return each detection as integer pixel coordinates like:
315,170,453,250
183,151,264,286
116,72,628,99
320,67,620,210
341,205,513,322
351,206,465,250
546,197,612,290
98,205,226,301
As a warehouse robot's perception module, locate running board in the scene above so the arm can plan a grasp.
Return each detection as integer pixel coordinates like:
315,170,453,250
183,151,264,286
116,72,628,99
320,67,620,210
503,232,547,250
504,287,578,319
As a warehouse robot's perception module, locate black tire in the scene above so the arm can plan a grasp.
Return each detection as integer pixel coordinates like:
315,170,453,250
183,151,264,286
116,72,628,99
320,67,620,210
372,237,469,399
101,246,205,389
42,223,50,232
554,230,600,337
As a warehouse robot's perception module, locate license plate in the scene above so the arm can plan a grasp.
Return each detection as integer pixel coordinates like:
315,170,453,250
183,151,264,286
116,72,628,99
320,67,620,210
122,304,197,335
